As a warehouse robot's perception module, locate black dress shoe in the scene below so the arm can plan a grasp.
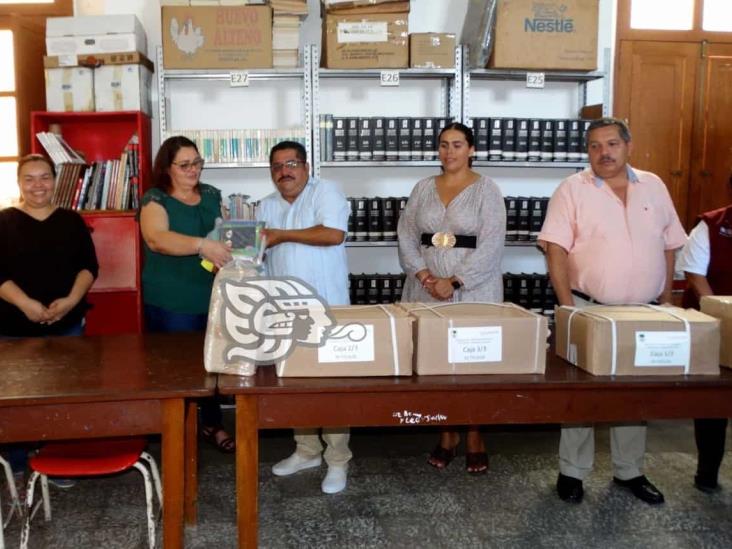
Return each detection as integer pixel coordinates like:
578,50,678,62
613,475,665,505
557,473,584,503
694,475,721,494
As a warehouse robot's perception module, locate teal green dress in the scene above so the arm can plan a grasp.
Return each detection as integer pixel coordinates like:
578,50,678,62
140,183,221,314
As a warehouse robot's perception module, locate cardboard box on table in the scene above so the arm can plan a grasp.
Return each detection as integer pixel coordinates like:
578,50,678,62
700,296,732,368
276,304,414,377
555,305,721,376
162,5,273,69
398,302,548,375
46,15,147,56
322,10,408,68
409,33,455,69
490,0,598,70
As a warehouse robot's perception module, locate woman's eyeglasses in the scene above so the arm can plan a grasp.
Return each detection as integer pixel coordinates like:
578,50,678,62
172,158,205,171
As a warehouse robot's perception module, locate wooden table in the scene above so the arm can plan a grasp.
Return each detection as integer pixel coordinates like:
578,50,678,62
0,333,215,549
218,353,732,548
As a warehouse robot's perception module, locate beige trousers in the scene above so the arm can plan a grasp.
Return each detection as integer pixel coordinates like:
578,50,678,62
294,428,352,467
559,293,648,481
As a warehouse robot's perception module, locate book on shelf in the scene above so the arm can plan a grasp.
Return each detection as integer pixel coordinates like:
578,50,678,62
36,130,141,211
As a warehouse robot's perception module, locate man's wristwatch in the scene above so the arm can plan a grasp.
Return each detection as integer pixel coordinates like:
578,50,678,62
451,279,462,290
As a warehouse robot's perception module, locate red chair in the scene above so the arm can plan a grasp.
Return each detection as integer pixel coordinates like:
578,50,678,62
20,437,161,549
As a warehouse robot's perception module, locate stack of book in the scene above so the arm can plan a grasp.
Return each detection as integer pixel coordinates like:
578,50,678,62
504,196,550,242
36,131,140,211
471,118,591,163
320,115,454,162
168,128,307,164
347,196,408,242
349,273,406,305
503,273,557,321
226,193,257,220
270,0,307,68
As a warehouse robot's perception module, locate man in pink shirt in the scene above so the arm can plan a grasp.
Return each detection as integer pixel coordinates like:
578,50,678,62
538,118,687,505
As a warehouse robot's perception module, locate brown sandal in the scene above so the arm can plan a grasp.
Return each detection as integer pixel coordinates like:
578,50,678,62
202,425,235,454
428,444,457,470
465,452,488,475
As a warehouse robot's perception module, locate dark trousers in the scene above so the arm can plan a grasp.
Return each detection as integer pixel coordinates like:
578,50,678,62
144,304,223,427
694,418,728,485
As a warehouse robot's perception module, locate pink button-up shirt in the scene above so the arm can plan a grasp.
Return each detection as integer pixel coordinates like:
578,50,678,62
538,166,687,304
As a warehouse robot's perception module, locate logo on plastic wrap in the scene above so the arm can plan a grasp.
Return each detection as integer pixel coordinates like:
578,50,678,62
524,3,574,33
219,277,366,365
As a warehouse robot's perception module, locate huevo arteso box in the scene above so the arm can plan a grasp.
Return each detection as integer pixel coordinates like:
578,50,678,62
162,5,272,69
700,296,732,368
491,0,599,70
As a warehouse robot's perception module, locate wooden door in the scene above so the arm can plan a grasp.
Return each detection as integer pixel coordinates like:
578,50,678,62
615,41,700,224
688,43,732,224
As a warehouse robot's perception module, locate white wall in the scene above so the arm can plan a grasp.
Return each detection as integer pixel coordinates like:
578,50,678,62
76,0,617,276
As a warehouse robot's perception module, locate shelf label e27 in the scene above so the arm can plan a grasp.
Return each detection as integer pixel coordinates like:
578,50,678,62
230,71,250,87
380,70,400,87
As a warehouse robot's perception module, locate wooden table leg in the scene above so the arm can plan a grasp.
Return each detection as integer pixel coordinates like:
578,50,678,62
162,398,185,549
236,394,258,549
184,399,198,525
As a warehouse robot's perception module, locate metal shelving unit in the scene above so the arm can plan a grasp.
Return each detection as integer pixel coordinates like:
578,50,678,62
156,45,313,169
312,44,462,177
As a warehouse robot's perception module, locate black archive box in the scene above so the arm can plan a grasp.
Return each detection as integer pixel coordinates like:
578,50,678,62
489,118,503,160
333,117,346,161
382,197,398,241
372,117,386,161
346,117,359,161
397,118,411,160
411,118,424,161
358,118,373,161
385,118,399,161
367,197,383,241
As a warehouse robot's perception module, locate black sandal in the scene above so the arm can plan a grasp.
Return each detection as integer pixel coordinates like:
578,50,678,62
428,444,457,470
202,425,235,454
465,452,489,475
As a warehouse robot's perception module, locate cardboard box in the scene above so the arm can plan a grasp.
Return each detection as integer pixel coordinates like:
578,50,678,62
325,1,410,15
555,305,721,376
44,66,94,112
491,0,598,70
44,52,154,115
325,0,406,11
700,296,732,368
46,15,147,56
399,302,548,375
162,5,273,69
323,11,408,69
410,33,455,69
276,305,413,377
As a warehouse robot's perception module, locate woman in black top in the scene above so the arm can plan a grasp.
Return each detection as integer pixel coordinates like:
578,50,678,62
0,154,98,337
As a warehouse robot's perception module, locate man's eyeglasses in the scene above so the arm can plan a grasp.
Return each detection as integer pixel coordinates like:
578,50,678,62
270,159,305,172
172,158,205,171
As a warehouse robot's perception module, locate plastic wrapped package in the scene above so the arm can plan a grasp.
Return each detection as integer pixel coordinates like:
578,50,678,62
203,261,262,376
461,0,497,68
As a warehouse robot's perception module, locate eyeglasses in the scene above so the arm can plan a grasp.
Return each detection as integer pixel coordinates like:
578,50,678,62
172,158,205,171
270,159,305,172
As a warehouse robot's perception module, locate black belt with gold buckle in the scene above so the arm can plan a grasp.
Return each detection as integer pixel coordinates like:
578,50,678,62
421,232,477,249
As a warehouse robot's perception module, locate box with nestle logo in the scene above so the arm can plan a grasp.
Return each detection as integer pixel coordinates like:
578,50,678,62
491,0,598,70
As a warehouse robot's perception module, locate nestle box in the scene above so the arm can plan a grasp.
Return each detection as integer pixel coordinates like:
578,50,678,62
491,0,598,70
410,33,455,68
162,5,272,69
555,305,721,376
700,296,732,368
323,12,408,69
276,305,413,377
46,15,147,56
44,66,94,112
399,302,548,375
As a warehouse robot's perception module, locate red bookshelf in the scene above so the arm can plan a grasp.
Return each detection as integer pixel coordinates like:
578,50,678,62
30,111,152,335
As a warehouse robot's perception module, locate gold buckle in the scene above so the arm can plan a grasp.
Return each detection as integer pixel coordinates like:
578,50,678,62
431,231,456,248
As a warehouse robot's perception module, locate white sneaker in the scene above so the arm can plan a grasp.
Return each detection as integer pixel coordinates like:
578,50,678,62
272,452,322,476
321,465,348,494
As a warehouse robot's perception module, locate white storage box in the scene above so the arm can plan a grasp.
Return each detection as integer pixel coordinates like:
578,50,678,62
46,15,147,56
44,66,94,112
94,59,153,115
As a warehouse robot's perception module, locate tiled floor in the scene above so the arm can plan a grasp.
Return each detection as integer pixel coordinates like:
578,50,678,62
3,419,731,548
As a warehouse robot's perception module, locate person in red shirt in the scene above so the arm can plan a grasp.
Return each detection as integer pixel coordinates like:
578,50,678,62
677,174,732,493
